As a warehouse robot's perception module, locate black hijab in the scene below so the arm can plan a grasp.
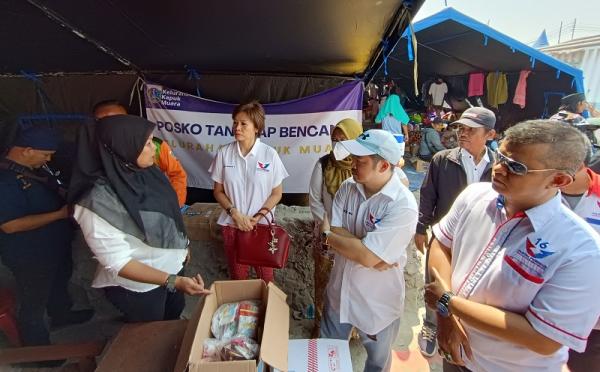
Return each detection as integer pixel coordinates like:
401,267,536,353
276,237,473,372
69,115,186,249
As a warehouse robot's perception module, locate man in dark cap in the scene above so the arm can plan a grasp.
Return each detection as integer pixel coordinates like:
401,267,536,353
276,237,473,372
0,123,92,359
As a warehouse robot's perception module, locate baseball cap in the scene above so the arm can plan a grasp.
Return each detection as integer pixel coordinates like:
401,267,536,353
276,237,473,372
561,92,586,106
454,107,496,130
334,129,402,165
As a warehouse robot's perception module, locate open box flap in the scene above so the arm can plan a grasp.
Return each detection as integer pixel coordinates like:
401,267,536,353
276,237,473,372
259,282,289,371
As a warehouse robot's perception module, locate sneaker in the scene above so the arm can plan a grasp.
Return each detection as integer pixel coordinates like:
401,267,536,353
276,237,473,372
418,324,438,357
50,309,94,329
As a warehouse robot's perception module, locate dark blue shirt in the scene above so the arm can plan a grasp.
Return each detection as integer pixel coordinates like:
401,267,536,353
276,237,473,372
0,168,72,266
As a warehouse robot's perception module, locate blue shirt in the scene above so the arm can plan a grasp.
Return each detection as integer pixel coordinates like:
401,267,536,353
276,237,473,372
0,167,72,266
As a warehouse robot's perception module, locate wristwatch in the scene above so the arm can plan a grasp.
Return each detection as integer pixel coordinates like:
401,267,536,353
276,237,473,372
226,206,235,216
321,230,332,245
164,274,177,293
437,291,454,318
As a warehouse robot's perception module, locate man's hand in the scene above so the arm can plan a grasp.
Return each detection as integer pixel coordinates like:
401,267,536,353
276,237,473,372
175,274,212,296
437,315,473,366
414,232,428,254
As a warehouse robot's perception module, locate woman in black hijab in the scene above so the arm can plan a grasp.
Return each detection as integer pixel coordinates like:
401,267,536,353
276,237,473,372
70,115,210,322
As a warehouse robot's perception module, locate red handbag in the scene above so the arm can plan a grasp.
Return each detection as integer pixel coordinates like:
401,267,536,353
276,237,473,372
235,210,291,269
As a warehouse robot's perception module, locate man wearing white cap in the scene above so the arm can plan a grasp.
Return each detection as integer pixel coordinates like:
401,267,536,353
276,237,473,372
320,129,418,372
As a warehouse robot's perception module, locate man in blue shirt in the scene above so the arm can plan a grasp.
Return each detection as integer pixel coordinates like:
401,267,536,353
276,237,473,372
0,124,92,357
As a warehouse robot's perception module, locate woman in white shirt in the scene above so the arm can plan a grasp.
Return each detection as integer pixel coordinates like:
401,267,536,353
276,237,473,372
308,118,363,336
210,101,289,283
71,115,210,322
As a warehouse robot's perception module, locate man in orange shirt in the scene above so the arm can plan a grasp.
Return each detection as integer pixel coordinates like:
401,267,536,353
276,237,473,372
93,100,188,206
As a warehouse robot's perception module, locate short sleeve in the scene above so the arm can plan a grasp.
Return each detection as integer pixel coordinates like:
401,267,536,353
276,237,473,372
331,181,349,228
0,180,27,225
270,150,289,188
432,184,474,247
309,161,326,222
525,248,600,352
209,147,225,184
362,203,418,263
73,205,135,274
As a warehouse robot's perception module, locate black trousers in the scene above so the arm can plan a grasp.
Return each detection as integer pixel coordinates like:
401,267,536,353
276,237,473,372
104,285,185,323
568,329,600,372
2,247,73,346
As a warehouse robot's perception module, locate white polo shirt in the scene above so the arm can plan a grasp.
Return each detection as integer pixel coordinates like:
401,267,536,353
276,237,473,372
326,174,418,335
433,182,600,372
209,139,288,226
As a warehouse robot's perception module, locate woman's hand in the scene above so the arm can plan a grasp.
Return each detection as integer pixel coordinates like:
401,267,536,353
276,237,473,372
424,267,450,309
231,209,256,231
175,274,212,296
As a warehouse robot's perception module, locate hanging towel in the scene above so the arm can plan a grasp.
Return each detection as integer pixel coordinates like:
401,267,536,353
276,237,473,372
468,72,485,97
486,72,508,108
513,70,531,109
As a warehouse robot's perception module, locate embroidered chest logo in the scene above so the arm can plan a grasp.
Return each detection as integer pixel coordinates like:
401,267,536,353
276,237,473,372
525,237,555,259
257,162,270,172
365,212,382,229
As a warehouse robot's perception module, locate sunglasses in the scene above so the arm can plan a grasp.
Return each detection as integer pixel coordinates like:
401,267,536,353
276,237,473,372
494,150,570,176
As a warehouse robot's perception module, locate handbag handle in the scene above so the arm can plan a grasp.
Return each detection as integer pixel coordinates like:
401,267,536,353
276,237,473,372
254,209,275,227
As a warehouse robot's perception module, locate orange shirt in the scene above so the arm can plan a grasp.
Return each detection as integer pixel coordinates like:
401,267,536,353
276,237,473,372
154,139,187,206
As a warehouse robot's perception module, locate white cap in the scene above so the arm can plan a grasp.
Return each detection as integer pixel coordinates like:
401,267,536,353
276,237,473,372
334,129,403,164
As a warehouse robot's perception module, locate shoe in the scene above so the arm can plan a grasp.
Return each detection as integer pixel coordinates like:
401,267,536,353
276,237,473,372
418,324,438,357
50,309,94,329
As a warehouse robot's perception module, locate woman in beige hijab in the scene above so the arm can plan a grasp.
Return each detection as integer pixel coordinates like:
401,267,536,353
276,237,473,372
308,118,363,336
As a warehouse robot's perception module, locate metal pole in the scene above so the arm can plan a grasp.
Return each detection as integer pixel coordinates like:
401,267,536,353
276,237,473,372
558,21,563,44
572,18,576,40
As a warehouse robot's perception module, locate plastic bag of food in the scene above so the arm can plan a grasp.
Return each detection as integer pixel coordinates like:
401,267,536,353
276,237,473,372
202,338,227,362
210,300,261,340
219,336,260,361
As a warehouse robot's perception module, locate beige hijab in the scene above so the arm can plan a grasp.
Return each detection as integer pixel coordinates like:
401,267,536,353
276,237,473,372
323,118,364,196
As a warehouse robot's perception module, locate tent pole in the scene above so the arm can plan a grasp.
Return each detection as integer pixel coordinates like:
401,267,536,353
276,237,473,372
26,0,142,74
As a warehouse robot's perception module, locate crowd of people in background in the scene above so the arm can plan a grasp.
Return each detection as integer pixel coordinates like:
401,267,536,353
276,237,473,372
1,90,600,371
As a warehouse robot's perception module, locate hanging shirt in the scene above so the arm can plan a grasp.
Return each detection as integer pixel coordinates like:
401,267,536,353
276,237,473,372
428,81,448,106
468,72,485,97
381,115,404,134
513,70,531,109
433,183,600,372
486,72,509,108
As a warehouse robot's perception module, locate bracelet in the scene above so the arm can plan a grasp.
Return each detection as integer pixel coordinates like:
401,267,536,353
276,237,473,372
226,206,236,215
258,207,270,213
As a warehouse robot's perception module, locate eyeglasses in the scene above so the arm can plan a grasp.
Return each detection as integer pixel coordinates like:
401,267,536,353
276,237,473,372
494,150,570,176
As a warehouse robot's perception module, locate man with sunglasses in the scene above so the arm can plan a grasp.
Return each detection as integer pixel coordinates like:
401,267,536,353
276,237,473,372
416,107,496,357
424,120,600,372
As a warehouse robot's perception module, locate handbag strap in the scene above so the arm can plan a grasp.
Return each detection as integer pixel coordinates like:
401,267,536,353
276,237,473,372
255,209,275,226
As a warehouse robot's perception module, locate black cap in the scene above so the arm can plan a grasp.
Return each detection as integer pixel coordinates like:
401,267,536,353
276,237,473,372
561,92,586,106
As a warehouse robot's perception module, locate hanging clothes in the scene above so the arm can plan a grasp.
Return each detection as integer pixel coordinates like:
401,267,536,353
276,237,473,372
428,80,448,106
486,72,508,108
446,76,468,100
513,70,531,109
468,72,485,97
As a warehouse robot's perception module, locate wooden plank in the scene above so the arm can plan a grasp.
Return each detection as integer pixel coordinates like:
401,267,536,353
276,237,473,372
0,341,105,364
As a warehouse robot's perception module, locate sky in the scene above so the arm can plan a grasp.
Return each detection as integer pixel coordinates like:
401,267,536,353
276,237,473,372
414,0,600,46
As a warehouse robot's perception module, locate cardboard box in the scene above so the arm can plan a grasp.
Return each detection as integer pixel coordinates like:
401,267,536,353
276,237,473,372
183,203,223,241
97,320,188,372
174,280,289,372
276,339,352,372
415,158,430,173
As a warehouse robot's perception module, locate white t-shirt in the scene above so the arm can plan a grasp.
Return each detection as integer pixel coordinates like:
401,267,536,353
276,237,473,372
73,205,187,292
433,183,600,372
460,148,490,184
428,82,448,106
209,139,289,226
326,174,418,335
